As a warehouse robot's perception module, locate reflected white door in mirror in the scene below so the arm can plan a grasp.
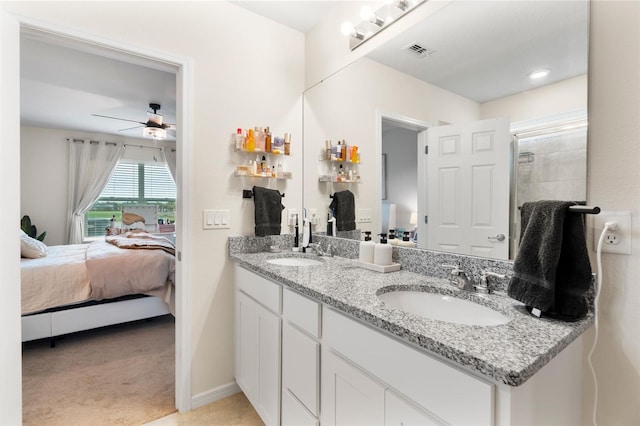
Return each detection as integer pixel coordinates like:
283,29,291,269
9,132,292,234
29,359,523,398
418,117,510,260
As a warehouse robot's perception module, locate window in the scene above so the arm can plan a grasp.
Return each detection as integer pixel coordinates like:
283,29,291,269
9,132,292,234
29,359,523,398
85,161,176,237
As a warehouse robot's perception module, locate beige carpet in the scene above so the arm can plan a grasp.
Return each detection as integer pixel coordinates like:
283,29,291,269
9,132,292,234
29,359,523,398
22,315,176,426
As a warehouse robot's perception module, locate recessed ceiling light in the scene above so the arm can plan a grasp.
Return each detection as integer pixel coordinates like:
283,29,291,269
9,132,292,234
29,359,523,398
528,69,551,80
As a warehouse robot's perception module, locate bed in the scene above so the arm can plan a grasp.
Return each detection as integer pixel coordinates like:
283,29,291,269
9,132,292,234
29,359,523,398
21,232,175,345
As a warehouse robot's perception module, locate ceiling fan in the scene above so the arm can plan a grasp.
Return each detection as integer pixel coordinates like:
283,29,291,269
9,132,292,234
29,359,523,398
92,103,176,139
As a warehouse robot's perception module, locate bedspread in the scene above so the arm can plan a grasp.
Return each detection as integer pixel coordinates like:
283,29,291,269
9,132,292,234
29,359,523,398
86,240,175,301
21,244,92,315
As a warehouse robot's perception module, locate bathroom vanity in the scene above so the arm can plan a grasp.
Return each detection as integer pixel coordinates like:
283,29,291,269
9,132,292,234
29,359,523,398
230,238,591,426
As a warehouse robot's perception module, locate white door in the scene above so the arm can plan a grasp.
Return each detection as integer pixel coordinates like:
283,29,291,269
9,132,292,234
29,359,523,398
418,117,510,259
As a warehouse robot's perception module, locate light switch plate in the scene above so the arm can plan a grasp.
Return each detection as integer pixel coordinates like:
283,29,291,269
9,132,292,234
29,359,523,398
203,209,230,230
358,208,372,223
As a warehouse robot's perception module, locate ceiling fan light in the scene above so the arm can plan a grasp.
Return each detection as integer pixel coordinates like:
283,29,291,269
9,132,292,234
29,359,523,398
143,127,167,140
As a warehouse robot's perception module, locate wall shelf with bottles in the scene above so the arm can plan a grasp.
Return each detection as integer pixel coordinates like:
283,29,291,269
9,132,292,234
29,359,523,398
232,127,293,180
319,140,361,183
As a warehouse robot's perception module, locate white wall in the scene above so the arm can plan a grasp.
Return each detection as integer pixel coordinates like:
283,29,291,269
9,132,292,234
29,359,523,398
303,57,478,236
586,1,640,424
479,75,588,122
1,1,305,411
0,7,22,425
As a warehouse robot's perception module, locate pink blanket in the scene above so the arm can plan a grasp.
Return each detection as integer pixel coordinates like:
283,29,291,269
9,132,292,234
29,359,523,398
86,238,175,301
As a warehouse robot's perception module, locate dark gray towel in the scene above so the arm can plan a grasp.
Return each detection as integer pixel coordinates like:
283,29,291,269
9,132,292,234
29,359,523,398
253,186,284,237
329,190,356,231
507,200,592,320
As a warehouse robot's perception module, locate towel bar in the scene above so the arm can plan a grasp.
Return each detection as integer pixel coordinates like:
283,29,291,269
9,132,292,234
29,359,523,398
243,189,284,199
517,204,600,214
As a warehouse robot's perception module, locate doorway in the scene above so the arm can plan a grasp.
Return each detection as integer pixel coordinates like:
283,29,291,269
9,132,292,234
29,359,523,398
3,16,192,420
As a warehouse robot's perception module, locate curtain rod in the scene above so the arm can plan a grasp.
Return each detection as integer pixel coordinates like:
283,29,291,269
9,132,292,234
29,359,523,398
513,118,588,139
124,143,161,151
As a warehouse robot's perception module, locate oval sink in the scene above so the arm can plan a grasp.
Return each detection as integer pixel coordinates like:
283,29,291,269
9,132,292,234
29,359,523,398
266,257,324,267
378,291,510,326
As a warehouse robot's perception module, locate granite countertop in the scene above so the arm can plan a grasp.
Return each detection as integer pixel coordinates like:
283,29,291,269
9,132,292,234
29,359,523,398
229,250,593,387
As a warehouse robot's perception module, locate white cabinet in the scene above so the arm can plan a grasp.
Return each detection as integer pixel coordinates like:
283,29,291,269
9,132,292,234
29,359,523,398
282,288,322,424
385,390,441,426
323,307,492,425
322,349,386,426
234,266,282,426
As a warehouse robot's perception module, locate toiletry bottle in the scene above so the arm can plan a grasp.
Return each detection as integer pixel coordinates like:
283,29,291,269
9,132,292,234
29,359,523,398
388,229,399,246
325,140,332,160
265,127,272,153
374,233,393,266
284,133,291,155
260,156,267,175
234,128,243,151
293,214,300,251
327,211,337,237
359,231,375,264
246,128,255,152
397,231,416,247
350,145,358,163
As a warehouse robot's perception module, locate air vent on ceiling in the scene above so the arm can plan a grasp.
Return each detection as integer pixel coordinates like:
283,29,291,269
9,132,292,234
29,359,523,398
403,42,436,59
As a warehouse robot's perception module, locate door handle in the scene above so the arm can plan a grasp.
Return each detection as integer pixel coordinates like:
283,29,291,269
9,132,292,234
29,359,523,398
488,234,506,242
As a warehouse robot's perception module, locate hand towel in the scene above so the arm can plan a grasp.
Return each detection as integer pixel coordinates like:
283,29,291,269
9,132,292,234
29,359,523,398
329,190,356,231
252,186,284,237
507,200,592,320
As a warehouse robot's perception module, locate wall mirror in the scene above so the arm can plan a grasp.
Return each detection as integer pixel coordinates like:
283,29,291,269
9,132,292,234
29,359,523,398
303,0,589,260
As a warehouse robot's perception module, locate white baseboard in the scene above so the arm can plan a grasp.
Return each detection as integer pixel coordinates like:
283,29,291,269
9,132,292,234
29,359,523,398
191,381,241,410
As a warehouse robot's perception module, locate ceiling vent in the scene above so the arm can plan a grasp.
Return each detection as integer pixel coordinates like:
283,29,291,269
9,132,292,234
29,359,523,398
403,42,436,59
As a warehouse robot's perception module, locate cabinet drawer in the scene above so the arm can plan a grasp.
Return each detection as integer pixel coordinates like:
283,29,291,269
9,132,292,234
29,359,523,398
283,287,321,338
235,265,281,313
282,322,320,416
323,308,493,426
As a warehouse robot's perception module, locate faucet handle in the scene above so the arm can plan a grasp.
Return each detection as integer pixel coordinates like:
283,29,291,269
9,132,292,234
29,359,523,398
477,270,508,294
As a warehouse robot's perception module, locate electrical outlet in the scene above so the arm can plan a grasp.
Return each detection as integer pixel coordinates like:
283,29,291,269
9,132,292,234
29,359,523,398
593,211,632,254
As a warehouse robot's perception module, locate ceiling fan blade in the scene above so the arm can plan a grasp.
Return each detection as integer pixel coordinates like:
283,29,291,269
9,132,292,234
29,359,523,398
163,123,177,130
118,125,145,132
92,113,146,125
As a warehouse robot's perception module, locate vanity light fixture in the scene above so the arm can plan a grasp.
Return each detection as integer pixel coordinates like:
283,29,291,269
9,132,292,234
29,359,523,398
528,68,551,80
342,0,425,50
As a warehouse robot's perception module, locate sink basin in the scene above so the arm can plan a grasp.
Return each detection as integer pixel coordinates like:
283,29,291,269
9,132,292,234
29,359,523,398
266,257,324,267
378,291,510,326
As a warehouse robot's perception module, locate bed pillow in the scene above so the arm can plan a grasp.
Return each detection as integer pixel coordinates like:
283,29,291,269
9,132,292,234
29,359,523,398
20,229,47,258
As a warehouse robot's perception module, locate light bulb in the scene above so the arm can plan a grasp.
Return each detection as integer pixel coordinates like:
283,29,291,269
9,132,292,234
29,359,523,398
341,21,354,36
360,6,374,21
528,69,551,80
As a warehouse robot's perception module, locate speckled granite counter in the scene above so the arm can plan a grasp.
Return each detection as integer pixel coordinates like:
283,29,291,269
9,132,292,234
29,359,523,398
229,237,593,387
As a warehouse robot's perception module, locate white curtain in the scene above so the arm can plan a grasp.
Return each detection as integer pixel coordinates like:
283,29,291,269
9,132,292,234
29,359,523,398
66,139,124,244
161,147,177,183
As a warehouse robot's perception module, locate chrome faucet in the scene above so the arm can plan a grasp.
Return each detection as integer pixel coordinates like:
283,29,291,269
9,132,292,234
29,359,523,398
442,264,475,291
475,271,507,294
307,242,333,257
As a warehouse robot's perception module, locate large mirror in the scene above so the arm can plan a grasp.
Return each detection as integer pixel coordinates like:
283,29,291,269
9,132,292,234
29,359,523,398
303,0,589,260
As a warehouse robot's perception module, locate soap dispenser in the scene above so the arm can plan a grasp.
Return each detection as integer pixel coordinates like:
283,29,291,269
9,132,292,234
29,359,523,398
359,231,375,264
374,233,393,266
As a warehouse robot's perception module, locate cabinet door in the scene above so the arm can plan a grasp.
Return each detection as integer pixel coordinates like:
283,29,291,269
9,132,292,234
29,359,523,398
256,303,281,426
385,390,443,426
235,290,281,426
282,389,319,426
282,321,320,416
322,349,385,426
236,291,258,403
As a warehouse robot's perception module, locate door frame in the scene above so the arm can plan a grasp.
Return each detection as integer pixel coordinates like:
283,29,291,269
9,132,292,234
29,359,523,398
376,111,430,236
1,12,193,417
